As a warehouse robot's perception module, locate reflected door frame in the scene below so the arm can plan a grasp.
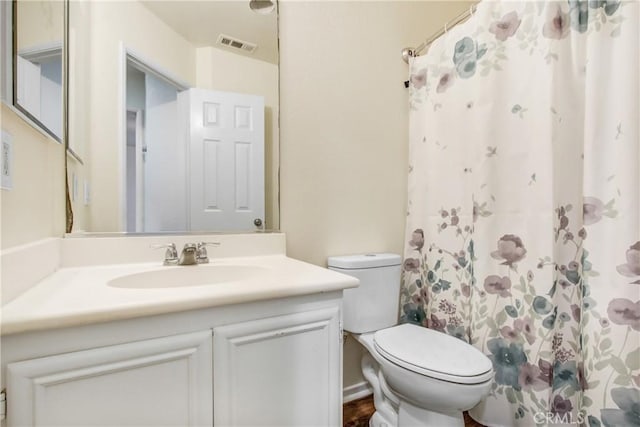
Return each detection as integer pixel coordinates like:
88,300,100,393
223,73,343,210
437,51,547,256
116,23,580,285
118,43,190,232
125,109,144,232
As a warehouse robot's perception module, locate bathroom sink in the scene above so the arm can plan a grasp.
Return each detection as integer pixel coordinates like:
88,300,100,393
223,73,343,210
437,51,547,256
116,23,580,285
108,265,268,289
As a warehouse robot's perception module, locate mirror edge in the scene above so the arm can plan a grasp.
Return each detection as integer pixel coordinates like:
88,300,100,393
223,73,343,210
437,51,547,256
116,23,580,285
62,0,73,233
1,0,66,145
11,0,66,144
65,1,281,235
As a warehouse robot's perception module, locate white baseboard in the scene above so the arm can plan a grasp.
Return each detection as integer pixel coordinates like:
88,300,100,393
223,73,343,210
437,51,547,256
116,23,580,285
343,381,372,403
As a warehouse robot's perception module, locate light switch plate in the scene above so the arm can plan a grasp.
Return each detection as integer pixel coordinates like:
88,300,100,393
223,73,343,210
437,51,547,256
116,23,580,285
1,130,13,190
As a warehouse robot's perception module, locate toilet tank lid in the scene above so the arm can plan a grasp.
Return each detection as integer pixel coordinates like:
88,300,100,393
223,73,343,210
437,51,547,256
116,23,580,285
327,253,401,269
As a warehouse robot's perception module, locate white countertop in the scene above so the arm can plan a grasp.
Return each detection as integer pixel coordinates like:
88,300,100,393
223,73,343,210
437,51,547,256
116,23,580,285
1,255,359,336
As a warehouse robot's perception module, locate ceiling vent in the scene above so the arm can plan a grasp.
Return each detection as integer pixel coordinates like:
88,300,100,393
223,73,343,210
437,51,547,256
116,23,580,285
216,34,257,54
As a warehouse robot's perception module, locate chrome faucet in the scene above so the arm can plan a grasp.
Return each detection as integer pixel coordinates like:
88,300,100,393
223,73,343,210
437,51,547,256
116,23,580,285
152,242,220,265
179,243,198,265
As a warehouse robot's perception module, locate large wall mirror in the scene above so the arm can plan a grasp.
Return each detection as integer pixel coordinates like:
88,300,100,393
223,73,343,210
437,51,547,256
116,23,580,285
11,0,65,142
67,0,279,234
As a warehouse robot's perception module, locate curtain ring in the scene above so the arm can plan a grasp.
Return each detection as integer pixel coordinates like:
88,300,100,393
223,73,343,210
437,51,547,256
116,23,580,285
469,5,475,16
444,22,449,33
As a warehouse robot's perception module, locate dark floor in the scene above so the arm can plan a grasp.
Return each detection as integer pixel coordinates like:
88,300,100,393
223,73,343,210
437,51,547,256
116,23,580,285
343,395,486,427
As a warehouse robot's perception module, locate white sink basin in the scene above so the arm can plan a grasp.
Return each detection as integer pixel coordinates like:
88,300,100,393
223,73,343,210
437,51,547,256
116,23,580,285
108,265,269,289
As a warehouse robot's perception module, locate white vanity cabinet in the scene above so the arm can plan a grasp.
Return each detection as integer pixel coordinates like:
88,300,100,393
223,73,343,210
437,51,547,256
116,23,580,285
1,293,346,427
213,307,341,426
0,236,359,426
6,330,213,427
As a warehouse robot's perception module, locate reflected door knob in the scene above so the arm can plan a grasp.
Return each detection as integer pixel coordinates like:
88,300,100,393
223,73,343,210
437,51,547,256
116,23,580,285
254,218,263,228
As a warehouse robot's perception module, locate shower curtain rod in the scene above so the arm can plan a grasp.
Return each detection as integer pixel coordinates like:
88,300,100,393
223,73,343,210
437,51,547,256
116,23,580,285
402,2,479,64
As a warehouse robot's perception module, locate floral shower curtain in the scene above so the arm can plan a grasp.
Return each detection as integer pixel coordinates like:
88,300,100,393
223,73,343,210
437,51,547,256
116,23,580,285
401,1,638,426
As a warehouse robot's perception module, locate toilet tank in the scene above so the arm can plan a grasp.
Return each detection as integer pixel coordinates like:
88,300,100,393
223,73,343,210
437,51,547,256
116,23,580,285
328,253,402,333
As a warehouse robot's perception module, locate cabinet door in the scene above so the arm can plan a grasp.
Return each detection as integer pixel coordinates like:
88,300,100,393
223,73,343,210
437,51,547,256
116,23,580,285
213,307,341,426
6,330,213,427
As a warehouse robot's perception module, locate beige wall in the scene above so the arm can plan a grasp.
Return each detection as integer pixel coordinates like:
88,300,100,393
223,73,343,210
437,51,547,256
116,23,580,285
279,0,474,391
16,0,64,50
195,46,279,229
0,104,65,250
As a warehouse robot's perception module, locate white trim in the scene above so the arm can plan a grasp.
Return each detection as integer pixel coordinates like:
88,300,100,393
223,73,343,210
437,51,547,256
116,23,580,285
125,47,190,91
18,41,63,62
118,43,127,231
343,381,373,403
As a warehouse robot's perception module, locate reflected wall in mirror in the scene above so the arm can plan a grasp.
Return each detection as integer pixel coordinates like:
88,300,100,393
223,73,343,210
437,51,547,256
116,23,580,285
68,0,278,234
13,0,65,141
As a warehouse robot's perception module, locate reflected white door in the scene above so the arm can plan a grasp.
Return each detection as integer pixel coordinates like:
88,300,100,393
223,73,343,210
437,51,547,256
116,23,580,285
182,88,264,231
134,111,144,232
39,58,63,137
16,56,41,117
144,74,186,232
125,110,144,232
16,53,62,139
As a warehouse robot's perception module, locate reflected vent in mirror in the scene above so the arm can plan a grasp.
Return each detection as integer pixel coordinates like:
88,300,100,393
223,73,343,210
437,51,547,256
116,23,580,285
217,34,257,53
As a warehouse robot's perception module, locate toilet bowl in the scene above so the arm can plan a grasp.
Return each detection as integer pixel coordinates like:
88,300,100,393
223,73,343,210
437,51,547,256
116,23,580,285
355,324,493,426
328,254,493,427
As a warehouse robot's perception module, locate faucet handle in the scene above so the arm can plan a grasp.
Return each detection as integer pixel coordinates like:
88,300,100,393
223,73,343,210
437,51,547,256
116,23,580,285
151,243,178,265
198,241,220,247
196,242,220,264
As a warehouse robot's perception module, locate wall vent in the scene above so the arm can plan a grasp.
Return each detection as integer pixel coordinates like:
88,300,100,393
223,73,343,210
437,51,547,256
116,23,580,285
216,34,257,54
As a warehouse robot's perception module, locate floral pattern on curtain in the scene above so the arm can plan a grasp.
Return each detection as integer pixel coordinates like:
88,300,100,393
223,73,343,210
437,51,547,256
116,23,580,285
401,1,639,426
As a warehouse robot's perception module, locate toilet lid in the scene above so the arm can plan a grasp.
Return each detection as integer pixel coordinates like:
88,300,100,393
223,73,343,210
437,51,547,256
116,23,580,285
373,324,494,384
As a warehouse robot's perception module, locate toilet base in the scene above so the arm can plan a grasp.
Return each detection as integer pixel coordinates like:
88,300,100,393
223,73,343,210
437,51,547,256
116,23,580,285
398,400,464,427
354,331,488,427
360,346,466,427
370,411,392,427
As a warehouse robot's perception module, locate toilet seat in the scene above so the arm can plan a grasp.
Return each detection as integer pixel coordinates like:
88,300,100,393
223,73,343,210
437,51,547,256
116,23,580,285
373,324,494,385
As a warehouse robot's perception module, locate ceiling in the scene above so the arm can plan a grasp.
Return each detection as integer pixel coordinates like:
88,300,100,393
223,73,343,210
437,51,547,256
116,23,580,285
140,0,278,65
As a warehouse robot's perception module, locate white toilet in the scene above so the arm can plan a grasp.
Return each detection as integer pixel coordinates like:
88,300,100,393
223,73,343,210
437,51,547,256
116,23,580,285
328,253,493,427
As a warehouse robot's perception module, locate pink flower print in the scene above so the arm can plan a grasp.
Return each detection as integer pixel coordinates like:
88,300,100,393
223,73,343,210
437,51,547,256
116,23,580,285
607,298,640,331
617,241,640,284
489,11,522,41
543,5,571,40
491,234,527,267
